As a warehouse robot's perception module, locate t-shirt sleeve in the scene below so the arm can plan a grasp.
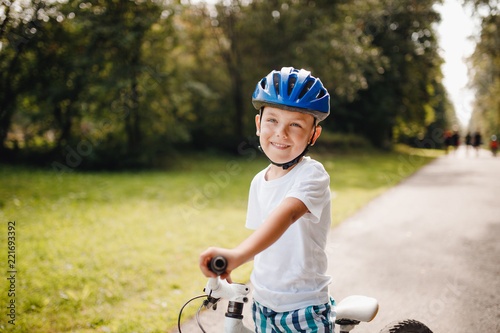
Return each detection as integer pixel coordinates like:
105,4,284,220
285,163,330,222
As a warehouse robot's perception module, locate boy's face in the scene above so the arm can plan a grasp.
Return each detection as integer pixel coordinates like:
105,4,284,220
256,106,321,165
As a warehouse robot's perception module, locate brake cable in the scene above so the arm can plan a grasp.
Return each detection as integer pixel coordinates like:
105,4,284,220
177,295,208,333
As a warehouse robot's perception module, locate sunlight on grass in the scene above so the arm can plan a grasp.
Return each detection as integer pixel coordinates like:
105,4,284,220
322,145,443,225
0,146,441,332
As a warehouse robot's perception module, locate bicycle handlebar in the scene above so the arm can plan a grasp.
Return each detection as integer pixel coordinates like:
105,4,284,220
178,255,253,333
204,256,250,304
209,256,228,276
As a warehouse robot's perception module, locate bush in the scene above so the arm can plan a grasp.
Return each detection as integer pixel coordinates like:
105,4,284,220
315,131,373,152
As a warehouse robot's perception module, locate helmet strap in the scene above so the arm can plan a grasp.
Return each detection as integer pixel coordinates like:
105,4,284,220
259,145,310,170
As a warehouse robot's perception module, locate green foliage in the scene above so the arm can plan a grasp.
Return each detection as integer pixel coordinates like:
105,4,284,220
466,0,500,138
0,147,440,332
315,131,374,151
0,0,53,150
1,0,456,166
333,0,452,148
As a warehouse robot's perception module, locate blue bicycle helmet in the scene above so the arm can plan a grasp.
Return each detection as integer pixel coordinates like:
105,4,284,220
252,67,330,122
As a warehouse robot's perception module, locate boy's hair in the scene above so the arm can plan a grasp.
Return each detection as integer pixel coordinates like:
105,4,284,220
252,67,330,122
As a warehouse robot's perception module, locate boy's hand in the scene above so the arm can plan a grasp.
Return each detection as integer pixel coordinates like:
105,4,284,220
199,247,237,283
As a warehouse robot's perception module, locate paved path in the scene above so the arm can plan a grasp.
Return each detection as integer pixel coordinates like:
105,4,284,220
327,146,500,332
175,146,500,332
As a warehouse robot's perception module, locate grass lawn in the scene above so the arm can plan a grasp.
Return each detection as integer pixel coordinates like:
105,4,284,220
0,146,441,332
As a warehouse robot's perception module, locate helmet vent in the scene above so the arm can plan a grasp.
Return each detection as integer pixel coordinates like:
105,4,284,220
298,80,315,99
288,76,297,96
316,88,326,99
273,73,280,95
260,78,267,89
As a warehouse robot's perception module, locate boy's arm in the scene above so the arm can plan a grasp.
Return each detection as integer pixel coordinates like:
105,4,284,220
199,197,308,281
234,196,308,262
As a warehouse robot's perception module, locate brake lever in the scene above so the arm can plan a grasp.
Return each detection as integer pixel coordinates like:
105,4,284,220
203,294,221,310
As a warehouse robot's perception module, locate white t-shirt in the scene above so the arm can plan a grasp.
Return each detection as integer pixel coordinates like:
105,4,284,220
245,156,332,312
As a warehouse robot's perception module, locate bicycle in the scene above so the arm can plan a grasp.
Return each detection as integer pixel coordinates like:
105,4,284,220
178,256,433,333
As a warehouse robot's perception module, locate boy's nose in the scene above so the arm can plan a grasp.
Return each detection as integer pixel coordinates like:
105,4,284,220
275,125,288,138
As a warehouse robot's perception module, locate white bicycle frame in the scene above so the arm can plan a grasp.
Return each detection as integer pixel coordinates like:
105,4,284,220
203,277,379,333
204,277,253,333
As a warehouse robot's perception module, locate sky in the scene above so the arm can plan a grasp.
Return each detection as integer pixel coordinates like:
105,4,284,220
434,0,480,127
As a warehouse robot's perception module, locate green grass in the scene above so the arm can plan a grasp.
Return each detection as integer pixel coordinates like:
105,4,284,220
0,146,441,332
326,145,443,224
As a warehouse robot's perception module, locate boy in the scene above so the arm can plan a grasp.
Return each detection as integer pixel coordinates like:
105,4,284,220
199,67,334,332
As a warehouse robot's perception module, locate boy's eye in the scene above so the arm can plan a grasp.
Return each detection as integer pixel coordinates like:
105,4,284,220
291,123,302,128
266,118,277,123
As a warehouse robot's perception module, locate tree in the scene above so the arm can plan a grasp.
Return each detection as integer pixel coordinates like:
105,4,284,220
1,0,458,167
0,0,51,154
337,0,450,148
466,0,500,137
1,0,183,167
207,0,383,145
77,0,165,156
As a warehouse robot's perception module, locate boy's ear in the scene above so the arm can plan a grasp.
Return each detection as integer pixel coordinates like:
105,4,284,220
310,125,322,146
255,114,261,136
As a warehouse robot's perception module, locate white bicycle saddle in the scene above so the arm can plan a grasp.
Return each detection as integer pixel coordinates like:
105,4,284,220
336,295,379,322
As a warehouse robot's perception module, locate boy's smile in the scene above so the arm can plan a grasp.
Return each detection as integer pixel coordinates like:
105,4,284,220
270,142,290,149
256,106,321,168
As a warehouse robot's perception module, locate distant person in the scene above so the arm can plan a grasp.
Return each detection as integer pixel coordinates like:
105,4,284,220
472,131,482,156
451,130,460,152
444,130,452,154
199,67,335,332
491,135,498,157
465,132,472,154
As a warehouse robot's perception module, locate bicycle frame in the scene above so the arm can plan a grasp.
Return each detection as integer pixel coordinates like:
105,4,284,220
179,256,432,333
203,278,379,333
184,256,379,332
204,277,253,333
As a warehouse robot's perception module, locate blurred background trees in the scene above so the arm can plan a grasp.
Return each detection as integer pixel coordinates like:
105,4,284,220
466,0,500,139
0,0,471,169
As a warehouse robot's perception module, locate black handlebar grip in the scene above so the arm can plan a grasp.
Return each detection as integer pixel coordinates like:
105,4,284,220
209,256,227,276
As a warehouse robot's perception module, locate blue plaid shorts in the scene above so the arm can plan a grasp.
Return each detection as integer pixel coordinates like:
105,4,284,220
252,298,336,333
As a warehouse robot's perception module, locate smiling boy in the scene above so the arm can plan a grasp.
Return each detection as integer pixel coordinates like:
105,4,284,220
200,67,334,332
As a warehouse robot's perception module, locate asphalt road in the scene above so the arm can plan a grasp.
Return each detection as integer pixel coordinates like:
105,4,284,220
175,146,500,333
